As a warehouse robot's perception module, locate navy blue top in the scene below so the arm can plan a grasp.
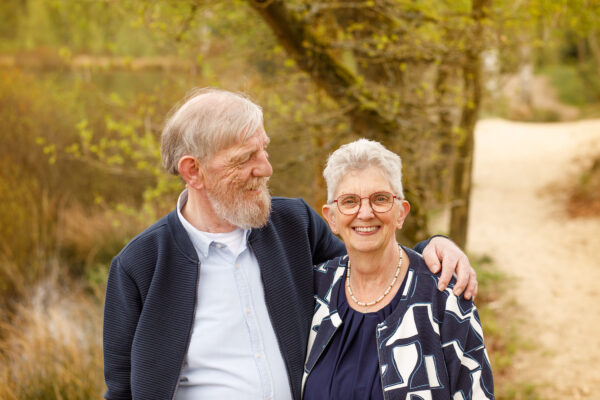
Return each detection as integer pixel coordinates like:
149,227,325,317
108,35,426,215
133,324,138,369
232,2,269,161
304,269,408,400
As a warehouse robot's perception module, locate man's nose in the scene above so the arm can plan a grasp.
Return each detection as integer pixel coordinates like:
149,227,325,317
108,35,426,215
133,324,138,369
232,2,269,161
253,149,273,177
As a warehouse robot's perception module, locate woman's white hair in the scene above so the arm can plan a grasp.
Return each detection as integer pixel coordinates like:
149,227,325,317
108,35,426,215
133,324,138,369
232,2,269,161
323,138,404,203
161,88,263,175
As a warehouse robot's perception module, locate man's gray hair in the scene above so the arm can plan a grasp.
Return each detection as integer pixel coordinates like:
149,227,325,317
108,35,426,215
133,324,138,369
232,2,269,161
323,138,404,203
161,88,264,175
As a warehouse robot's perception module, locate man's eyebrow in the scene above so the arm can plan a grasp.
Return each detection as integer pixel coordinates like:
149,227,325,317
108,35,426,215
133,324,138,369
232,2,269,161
231,146,257,163
229,136,270,164
231,150,252,163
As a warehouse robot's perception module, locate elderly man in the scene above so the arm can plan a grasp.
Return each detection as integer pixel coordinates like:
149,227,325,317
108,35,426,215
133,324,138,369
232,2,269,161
103,88,477,400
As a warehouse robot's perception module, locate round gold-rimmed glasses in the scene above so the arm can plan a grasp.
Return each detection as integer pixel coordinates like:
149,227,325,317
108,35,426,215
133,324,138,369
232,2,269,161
333,191,398,215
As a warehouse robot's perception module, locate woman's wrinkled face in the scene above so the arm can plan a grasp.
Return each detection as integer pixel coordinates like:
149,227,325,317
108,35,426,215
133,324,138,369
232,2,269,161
322,166,410,255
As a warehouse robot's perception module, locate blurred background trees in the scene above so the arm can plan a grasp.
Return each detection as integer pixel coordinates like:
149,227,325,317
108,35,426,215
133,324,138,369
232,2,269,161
1,0,599,398
249,0,490,247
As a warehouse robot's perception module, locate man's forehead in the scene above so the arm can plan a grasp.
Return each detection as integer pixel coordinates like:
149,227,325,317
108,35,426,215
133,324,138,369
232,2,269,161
241,127,269,147
217,127,269,156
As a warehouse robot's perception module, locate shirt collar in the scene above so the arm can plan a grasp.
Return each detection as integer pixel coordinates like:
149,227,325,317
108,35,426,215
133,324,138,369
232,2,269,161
176,189,250,258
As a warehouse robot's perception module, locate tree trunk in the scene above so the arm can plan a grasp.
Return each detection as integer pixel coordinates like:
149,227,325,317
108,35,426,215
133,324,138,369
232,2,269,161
435,60,456,201
248,0,428,244
449,67,477,248
588,32,600,71
448,0,489,248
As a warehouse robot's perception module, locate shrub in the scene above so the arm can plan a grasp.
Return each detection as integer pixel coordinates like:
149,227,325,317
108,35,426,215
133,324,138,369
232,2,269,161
0,277,105,400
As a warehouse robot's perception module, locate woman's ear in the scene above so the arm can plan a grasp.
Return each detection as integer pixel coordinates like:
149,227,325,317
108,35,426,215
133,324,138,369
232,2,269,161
178,156,205,190
395,200,411,230
322,204,339,234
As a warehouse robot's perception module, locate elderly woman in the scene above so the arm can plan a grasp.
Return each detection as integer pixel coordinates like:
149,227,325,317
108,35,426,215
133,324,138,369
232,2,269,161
303,139,494,399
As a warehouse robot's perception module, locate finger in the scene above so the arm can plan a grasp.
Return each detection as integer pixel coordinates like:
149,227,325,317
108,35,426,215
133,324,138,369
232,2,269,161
437,255,456,292
453,255,474,296
464,272,478,300
452,260,469,297
423,247,441,274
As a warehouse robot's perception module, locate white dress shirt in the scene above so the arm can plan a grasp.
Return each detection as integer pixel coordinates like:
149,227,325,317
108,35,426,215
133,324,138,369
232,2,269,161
174,190,293,400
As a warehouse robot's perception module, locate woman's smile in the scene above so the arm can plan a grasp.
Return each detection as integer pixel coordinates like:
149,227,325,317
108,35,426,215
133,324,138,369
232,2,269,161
352,225,379,234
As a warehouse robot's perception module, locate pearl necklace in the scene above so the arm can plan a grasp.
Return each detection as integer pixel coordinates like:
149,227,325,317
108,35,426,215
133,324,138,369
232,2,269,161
346,247,403,307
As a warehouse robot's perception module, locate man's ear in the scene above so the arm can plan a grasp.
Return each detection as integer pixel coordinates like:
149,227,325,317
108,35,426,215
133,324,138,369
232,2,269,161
178,156,205,190
395,200,411,230
322,204,339,234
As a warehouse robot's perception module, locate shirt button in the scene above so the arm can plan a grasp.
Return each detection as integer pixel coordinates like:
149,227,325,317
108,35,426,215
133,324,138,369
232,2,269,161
235,263,240,269
255,353,261,359
245,307,251,314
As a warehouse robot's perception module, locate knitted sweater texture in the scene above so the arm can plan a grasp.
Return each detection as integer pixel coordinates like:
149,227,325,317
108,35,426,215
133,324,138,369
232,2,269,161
103,197,346,400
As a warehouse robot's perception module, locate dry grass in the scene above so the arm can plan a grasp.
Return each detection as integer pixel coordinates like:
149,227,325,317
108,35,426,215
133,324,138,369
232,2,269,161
0,163,63,312
58,203,145,278
472,255,541,400
567,157,600,218
0,273,105,400
0,197,137,399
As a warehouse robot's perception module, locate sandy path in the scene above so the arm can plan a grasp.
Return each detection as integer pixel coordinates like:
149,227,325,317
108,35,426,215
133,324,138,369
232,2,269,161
468,119,600,399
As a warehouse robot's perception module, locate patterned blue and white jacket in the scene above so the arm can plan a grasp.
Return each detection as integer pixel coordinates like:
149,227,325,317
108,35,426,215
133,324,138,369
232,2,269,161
303,247,494,400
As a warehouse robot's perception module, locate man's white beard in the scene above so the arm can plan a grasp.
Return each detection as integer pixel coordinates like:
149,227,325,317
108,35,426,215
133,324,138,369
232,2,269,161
206,177,272,229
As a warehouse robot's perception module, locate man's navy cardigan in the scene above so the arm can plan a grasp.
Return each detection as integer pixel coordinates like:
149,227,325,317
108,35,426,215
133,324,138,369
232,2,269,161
103,197,431,400
103,197,347,400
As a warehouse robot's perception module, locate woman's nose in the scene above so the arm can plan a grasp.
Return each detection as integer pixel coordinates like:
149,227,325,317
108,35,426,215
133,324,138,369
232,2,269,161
356,197,375,218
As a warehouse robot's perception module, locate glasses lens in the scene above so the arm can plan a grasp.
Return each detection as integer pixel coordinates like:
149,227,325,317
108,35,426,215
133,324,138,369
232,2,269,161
337,194,360,214
370,192,394,212
335,192,395,215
